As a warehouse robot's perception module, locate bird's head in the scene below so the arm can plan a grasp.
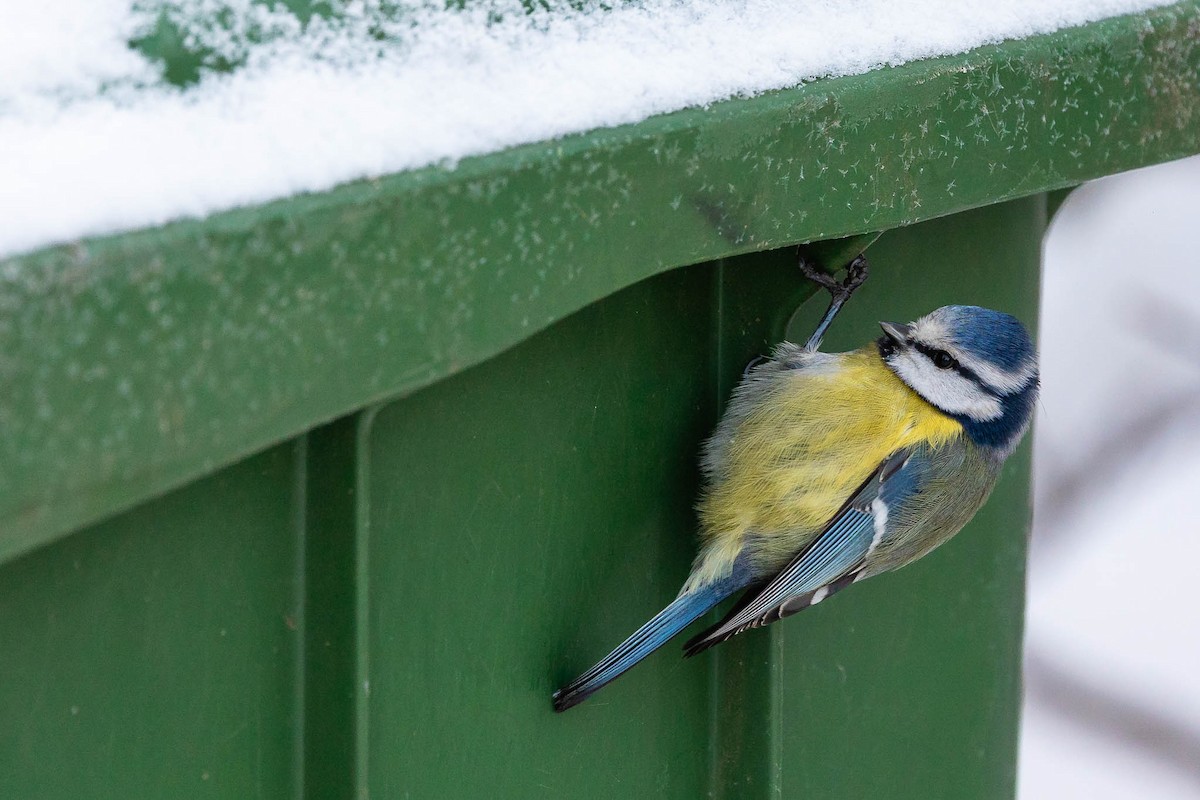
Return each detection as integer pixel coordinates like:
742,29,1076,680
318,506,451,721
877,305,1038,456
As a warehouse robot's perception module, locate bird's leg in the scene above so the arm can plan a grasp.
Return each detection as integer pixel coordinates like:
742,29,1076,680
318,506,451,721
800,251,870,351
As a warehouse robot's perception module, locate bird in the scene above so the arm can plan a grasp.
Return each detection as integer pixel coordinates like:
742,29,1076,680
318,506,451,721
551,252,1038,712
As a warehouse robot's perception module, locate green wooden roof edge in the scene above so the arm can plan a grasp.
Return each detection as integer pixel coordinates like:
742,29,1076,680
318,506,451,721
1,0,1197,561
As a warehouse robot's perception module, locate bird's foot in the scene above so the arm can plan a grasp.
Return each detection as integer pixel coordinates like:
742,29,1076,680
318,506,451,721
799,250,871,351
798,252,870,303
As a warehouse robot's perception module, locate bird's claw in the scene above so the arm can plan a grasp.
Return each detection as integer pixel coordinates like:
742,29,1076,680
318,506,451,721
799,252,870,301
841,254,870,294
798,249,872,351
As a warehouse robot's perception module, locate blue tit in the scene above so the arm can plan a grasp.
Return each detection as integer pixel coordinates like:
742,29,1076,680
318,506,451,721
552,292,1038,712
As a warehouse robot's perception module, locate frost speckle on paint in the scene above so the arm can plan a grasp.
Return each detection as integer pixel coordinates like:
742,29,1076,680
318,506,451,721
0,0,1176,258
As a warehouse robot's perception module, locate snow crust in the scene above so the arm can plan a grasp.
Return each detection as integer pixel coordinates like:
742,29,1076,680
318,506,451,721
0,0,1174,258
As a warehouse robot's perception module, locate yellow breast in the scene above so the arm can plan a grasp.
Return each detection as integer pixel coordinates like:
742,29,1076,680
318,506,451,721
697,346,963,570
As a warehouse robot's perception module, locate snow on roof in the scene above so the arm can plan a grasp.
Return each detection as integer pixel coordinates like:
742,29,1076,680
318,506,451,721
0,0,1173,259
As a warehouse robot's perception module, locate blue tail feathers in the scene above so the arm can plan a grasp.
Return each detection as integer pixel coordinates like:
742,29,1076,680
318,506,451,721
552,581,739,712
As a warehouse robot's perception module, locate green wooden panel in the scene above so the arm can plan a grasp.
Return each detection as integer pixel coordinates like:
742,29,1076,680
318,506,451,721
361,260,721,798
1,2,1195,557
0,444,304,799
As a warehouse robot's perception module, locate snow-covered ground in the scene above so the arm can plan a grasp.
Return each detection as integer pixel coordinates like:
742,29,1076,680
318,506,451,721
1021,154,1200,799
0,0,1173,260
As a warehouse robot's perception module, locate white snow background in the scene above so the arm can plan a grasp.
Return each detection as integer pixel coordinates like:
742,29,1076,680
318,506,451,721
0,0,1175,260
1022,154,1200,799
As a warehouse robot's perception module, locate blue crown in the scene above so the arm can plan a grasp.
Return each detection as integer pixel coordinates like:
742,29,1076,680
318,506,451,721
939,305,1035,372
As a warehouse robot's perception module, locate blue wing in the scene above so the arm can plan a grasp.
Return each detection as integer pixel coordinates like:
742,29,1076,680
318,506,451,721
552,572,750,712
683,447,927,656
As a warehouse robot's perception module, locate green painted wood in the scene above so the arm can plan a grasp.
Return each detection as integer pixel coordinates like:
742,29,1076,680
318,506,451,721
301,418,368,799
0,444,305,799
361,260,722,798
1,2,1196,557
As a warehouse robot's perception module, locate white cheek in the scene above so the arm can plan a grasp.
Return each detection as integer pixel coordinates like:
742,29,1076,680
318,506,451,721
892,353,1003,421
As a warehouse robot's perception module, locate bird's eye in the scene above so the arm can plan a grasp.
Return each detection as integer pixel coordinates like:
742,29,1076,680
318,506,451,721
931,350,956,369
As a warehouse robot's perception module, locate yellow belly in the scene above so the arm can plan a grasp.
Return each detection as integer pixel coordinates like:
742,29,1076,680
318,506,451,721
697,346,963,572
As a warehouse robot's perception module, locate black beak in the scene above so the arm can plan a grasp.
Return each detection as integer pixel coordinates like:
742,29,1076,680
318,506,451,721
879,321,913,344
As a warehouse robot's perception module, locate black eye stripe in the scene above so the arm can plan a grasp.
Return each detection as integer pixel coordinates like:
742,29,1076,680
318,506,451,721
912,342,952,365
911,342,999,396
